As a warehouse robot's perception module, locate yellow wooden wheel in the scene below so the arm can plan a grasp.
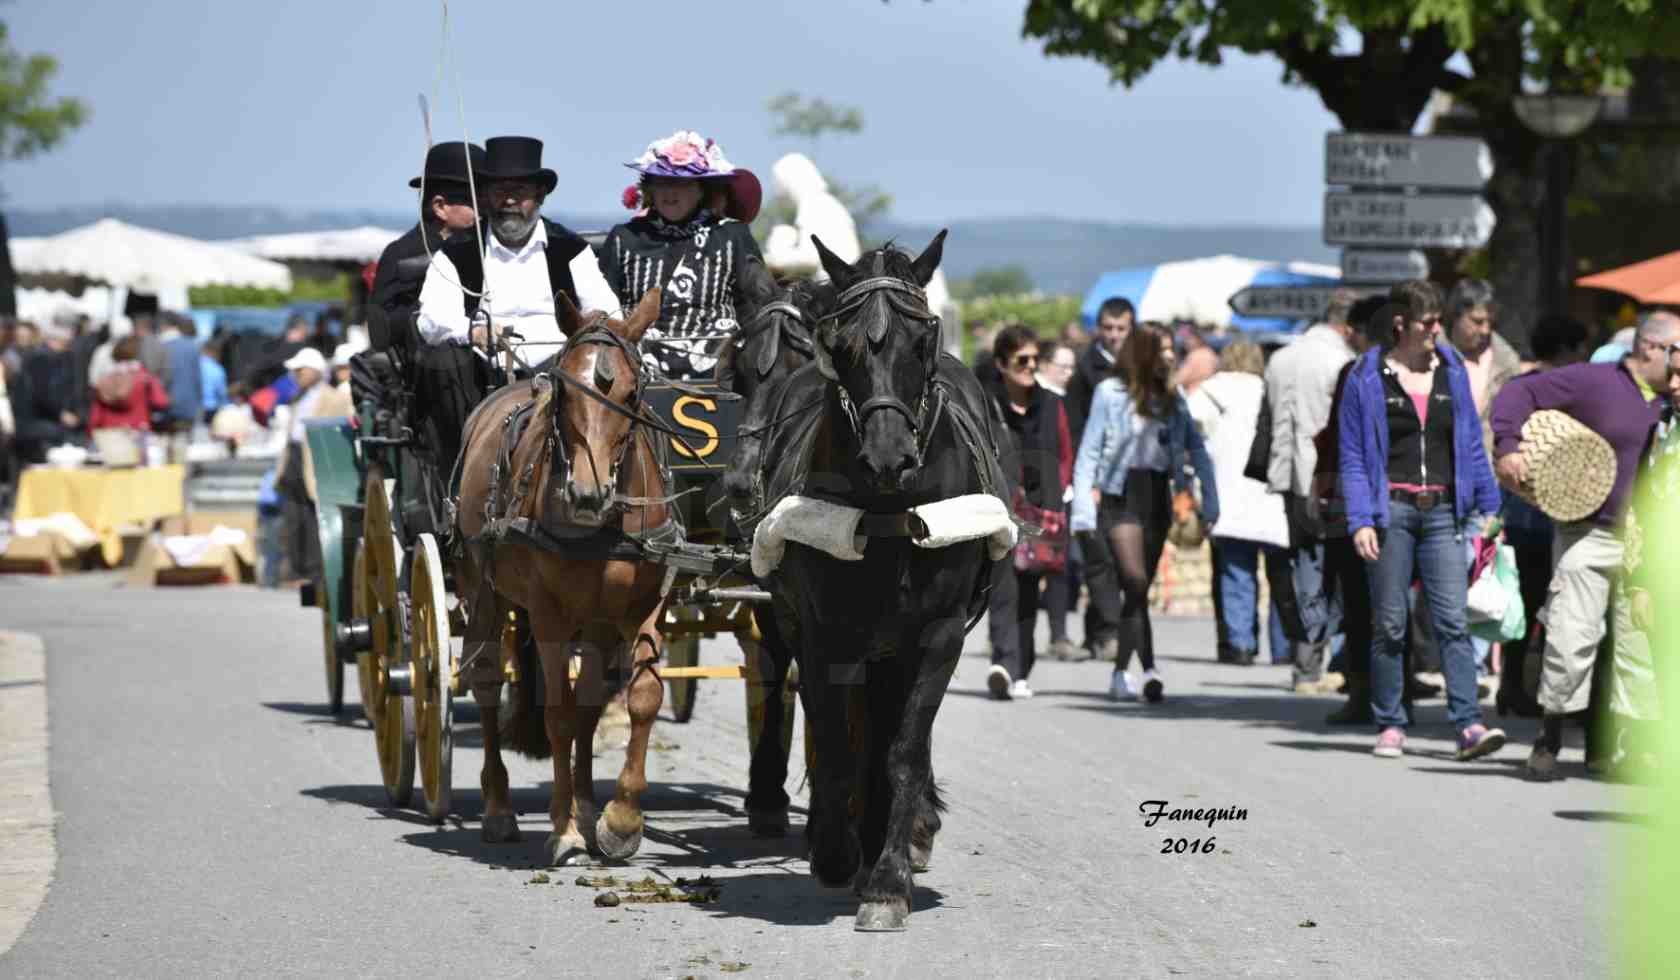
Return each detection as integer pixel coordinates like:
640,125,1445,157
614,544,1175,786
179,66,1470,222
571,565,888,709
352,543,381,723
364,475,413,806
410,533,454,823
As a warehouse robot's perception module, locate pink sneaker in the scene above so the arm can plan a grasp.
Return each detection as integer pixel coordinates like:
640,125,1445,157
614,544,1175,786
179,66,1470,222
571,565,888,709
1372,727,1406,758
1457,724,1507,761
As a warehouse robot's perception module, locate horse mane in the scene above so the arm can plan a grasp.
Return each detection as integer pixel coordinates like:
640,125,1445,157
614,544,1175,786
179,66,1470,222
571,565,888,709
828,243,920,360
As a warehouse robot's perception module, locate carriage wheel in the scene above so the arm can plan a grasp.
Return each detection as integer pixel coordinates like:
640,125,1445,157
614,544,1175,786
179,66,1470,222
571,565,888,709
410,533,454,823
320,573,344,714
352,544,381,724
365,477,414,806
665,634,699,723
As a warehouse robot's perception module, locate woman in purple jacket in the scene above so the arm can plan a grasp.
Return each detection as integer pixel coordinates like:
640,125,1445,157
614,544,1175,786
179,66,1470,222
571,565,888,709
1338,280,1506,761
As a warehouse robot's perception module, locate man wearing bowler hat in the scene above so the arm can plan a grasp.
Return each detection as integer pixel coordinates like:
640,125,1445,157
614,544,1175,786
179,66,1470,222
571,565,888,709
414,135,619,474
368,140,486,351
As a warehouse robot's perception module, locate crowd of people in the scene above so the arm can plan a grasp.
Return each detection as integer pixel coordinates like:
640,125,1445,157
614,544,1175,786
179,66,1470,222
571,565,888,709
0,306,363,586
969,281,1669,780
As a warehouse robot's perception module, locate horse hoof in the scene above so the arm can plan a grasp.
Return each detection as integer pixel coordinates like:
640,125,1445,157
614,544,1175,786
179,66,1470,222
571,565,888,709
594,813,643,861
910,840,932,873
747,807,789,838
854,899,910,932
545,833,591,867
481,814,521,843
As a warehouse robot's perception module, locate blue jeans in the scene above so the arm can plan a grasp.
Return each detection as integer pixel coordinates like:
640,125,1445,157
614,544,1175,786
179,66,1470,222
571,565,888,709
1215,538,1289,663
1365,500,1484,730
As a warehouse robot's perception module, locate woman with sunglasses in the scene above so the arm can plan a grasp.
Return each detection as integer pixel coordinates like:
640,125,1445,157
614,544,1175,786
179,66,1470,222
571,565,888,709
984,324,1074,700
1338,280,1506,760
1072,324,1218,703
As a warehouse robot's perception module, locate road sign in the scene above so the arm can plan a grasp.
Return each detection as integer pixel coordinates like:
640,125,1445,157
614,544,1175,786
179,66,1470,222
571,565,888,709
1341,249,1429,283
1325,133,1492,190
1228,284,1384,320
1323,192,1496,249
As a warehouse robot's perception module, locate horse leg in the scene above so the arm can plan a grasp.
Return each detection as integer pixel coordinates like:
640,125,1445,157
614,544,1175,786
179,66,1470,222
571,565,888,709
856,622,962,932
911,756,943,872
742,615,792,836
463,579,519,843
804,639,863,888
570,635,606,859
532,610,589,866
596,604,664,860
853,654,905,895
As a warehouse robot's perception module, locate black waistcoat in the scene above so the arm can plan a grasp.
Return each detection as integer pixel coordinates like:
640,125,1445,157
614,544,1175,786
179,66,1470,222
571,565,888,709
438,219,589,319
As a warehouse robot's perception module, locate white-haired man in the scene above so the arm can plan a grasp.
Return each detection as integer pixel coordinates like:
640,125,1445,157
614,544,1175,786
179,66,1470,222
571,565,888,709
1491,310,1680,780
414,135,618,473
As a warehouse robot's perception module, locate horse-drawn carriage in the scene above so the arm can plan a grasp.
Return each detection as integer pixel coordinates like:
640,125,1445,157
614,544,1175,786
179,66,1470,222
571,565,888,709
299,289,797,829
301,231,1010,930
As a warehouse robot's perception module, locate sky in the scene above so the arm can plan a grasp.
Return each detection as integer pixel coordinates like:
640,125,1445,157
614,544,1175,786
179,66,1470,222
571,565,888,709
4,0,1341,227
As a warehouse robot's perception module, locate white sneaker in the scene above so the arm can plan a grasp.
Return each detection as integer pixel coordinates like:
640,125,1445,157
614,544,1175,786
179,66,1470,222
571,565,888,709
987,664,1012,700
1009,679,1034,699
1108,669,1136,702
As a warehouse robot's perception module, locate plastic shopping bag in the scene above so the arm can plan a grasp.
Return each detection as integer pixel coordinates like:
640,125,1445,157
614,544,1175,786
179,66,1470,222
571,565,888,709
1470,543,1525,643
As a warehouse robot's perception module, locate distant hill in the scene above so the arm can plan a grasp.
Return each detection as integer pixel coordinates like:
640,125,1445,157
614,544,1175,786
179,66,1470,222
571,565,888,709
4,205,1333,297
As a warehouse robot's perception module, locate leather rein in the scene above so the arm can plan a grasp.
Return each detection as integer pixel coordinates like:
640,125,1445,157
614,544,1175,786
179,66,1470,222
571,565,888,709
818,274,944,466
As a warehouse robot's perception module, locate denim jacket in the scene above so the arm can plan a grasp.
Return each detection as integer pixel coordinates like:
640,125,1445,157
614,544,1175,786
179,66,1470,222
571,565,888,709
1071,378,1219,532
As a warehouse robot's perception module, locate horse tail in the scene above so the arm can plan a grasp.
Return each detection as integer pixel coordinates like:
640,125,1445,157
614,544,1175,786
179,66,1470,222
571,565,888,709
500,620,553,760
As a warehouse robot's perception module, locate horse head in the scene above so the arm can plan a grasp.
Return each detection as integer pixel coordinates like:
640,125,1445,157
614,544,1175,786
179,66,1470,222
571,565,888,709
543,287,661,527
718,258,831,522
810,229,947,495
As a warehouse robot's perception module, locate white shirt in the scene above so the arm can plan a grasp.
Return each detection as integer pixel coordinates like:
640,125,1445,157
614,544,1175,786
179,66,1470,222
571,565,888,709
416,221,620,356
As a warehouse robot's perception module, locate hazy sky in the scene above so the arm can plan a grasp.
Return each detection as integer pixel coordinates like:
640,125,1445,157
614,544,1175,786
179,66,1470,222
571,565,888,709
6,0,1340,226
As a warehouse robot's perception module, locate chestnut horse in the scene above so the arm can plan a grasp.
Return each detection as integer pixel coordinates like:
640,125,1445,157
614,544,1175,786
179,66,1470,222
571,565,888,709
454,288,672,866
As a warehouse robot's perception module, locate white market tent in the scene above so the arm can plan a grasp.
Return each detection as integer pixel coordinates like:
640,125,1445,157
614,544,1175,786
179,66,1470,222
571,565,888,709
225,225,401,265
11,218,293,293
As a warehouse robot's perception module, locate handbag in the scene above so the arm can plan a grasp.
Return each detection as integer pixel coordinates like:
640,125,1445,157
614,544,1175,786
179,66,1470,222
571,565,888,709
1468,537,1525,643
1167,487,1207,549
1012,486,1068,575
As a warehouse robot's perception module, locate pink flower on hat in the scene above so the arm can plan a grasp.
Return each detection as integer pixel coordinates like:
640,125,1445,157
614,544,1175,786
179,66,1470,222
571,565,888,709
663,140,697,166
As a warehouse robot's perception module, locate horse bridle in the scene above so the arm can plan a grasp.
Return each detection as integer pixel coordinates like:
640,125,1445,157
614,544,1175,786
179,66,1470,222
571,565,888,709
733,299,815,379
817,273,944,460
540,320,709,518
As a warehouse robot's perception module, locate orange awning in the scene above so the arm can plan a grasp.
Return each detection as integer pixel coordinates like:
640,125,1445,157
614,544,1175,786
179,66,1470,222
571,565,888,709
1577,250,1680,305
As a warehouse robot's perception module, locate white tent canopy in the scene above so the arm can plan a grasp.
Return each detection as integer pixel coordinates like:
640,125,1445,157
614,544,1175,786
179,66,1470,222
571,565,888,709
10,218,293,292
226,226,401,265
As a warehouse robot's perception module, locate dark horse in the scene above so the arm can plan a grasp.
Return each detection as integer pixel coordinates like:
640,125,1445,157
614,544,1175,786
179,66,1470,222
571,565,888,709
745,232,1009,931
712,257,831,835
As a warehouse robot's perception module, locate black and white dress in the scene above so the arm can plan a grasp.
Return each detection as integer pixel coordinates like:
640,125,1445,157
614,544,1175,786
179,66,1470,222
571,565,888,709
597,210,763,380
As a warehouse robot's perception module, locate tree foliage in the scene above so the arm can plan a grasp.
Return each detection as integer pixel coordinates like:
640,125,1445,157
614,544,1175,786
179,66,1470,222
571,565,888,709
0,23,88,163
952,264,1035,301
189,273,350,308
766,91,865,142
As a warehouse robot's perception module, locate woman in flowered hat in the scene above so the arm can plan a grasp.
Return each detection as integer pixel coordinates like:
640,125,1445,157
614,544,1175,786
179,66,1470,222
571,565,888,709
598,130,764,379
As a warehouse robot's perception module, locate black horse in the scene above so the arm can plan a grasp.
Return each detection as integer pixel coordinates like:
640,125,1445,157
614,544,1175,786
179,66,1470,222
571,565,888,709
748,231,1008,931
712,257,831,835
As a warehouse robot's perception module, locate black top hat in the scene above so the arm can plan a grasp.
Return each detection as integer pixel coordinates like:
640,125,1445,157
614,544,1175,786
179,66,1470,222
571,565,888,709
409,141,488,189
478,136,558,194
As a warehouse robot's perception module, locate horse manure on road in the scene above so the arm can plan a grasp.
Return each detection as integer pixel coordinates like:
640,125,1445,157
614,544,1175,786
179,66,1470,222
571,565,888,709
594,891,622,908
575,874,621,888
526,872,551,885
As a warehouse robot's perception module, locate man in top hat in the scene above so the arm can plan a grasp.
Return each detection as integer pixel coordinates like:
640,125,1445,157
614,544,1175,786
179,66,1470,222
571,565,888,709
368,141,488,351
413,135,618,472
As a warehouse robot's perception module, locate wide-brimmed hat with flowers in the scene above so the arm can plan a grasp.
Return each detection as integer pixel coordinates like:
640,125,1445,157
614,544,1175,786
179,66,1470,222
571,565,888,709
623,130,761,223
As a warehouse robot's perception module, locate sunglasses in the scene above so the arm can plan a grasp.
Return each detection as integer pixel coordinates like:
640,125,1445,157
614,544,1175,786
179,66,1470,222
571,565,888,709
1010,353,1039,369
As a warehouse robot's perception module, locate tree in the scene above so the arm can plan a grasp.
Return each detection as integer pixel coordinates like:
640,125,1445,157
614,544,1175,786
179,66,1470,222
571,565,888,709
0,23,88,166
952,264,1035,301
1020,1,1680,349
756,91,894,243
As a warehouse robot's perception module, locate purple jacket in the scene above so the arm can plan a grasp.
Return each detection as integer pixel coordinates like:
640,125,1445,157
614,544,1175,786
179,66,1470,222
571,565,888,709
1338,342,1502,532
1489,360,1663,526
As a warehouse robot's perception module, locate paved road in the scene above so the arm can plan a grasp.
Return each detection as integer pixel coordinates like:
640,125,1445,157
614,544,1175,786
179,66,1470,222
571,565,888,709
0,575,1651,978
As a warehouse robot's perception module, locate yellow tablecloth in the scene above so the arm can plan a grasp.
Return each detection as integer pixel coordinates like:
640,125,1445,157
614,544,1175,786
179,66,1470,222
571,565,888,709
13,464,187,566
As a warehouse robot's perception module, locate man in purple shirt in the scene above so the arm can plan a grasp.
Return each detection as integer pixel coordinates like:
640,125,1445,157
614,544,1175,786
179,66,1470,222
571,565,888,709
1490,311,1679,780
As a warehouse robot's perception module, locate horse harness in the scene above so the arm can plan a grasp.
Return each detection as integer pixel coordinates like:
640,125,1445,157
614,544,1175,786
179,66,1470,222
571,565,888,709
734,299,815,379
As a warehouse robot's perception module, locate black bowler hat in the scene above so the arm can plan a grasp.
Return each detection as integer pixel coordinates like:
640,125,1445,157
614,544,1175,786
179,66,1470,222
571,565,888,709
408,141,488,189
477,136,558,194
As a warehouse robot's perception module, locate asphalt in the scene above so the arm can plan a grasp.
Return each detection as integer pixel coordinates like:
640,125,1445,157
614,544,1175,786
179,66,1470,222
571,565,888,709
0,573,1651,979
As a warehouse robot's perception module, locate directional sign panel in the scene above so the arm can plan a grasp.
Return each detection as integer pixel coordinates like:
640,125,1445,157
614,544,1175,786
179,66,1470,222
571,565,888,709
1228,284,1384,321
1325,133,1492,190
1323,192,1495,249
1341,248,1429,283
